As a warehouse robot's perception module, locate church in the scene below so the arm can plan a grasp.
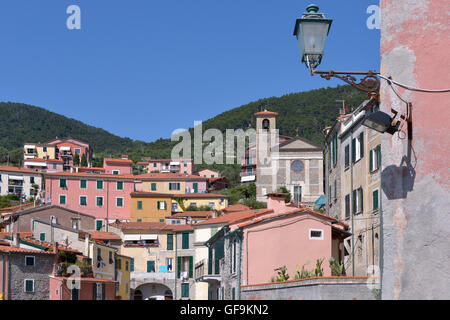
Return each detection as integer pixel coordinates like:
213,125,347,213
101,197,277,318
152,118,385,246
247,110,324,207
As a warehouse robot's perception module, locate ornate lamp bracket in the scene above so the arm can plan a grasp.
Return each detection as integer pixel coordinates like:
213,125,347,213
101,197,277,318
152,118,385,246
311,69,380,100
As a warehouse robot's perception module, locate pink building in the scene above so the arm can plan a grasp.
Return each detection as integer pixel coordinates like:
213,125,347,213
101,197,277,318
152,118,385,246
103,156,133,175
138,158,194,175
197,169,220,178
23,158,64,172
44,172,136,226
49,276,116,300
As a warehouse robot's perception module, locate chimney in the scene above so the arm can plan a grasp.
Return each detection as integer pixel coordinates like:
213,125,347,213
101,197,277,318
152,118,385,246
51,242,60,275
12,232,20,248
266,193,289,212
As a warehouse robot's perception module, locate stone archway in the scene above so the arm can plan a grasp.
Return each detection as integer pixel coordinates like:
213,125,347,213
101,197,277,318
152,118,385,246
134,283,173,300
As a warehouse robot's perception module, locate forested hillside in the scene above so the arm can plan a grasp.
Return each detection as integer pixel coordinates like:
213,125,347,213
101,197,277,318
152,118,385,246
0,85,366,175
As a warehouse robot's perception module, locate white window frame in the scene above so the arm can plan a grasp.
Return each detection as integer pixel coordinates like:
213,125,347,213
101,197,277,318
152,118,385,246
80,179,88,190
79,195,88,206
24,279,35,293
356,188,363,214
96,196,104,207
157,201,166,210
355,136,362,162
112,170,120,175
116,181,124,191
309,229,324,240
116,197,124,207
59,194,67,205
25,256,35,266
96,180,104,190
74,148,81,155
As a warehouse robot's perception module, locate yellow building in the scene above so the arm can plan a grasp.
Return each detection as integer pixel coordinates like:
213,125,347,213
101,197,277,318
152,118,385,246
172,193,229,212
24,143,56,160
88,242,116,281
136,173,208,195
130,192,173,222
115,253,132,300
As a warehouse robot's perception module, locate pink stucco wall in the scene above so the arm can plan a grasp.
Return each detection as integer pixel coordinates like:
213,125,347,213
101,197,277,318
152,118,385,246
45,176,134,220
185,181,207,193
104,162,132,175
197,169,220,178
241,214,334,286
146,159,194,174
49,278,116,300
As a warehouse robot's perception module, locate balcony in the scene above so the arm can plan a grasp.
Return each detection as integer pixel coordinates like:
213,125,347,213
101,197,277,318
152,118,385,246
240,171,256,177
195,259,221,284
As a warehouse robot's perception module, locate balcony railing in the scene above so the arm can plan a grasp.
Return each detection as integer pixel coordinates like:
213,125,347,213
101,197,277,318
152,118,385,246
195,259,206,279
240,171,255,177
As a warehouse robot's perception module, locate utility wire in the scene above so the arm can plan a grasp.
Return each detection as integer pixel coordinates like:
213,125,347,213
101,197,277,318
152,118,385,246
379,75,450,93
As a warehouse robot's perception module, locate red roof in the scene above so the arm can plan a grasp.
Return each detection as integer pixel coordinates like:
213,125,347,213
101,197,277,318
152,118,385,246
0,245,55,255
195,209,274,226
0,165,40,174
110,221,193,232
88,231,122,241
130,192,173,198
254,110,278,119
104,158,133,164
0,203,35,214
171,211,213,218
221,204,251,213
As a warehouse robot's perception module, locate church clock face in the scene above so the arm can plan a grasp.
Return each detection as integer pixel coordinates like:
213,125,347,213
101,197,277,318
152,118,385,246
291,160,304,173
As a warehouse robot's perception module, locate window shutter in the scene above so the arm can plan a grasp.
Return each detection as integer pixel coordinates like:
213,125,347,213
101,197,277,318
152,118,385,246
373,190,379,210
327,144,331,170
370,150,373,172
352,138,356,162
167,234,173,250
40,233,46,241
182,233,189,249
334,180,337,199
130,258,134,272
360,188,364,212
188,256,193,278
345,145,349,167
93,282,97,300
352,190,356,214
377,145,382,167
359,132,364,158
177,256,182,278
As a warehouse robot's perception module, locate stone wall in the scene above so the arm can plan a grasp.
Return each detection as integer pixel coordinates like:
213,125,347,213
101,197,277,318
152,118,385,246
241,277,377,300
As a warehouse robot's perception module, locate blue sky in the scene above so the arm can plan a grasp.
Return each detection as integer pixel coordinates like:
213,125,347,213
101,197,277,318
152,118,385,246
0,0,379,142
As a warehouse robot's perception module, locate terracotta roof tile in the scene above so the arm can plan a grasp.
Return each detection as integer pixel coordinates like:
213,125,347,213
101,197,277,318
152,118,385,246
0,245,55,255
195,209,273,226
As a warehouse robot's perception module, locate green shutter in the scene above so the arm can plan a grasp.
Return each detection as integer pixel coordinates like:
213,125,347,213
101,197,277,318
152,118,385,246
181,283,189,298
130,258,134,272
97,180,103,189
334,180,337,199
137,201,142,210
208,247,213,274
377,145,382,167
151,183,156,191
80,180,86,189
182,233,189,249
193,183,198,193
360,132,364,158
189,256,193,278
169,183,172,191
370,150,374,172
177,256,182,278
40,233,46,241
352,190,356,214
360,188,364,212
96,220,102,231
373,190,379,210
177,183,180,190
117,181,123,190
352,138,356,162
147,261,155,272
60,179,66,188
72,288,79,300
93,283,97,300
167,234,173,250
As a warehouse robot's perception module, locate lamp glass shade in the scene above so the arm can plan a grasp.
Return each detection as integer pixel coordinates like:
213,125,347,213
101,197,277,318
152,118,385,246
362,118,388,133
362,111,394,133
295,18,332,67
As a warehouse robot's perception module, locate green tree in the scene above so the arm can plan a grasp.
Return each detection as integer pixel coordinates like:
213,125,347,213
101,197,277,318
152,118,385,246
73,153,80,166
80,153,88,167
278,186,292,203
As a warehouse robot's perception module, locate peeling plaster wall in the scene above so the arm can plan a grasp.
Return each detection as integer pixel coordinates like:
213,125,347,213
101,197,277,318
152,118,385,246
380,0,450,299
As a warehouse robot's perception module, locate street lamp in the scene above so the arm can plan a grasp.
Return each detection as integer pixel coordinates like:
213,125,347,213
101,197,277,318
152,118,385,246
293,4,332,70
293,4,380,99
362,111,400,135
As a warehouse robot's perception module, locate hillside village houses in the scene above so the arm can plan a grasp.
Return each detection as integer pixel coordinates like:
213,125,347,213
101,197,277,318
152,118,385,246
0,104,386,300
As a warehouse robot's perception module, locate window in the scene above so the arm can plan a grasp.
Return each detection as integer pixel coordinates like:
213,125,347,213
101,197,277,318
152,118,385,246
328,185,332,204
151,183,157,191
116,198,124,207
331,134,338,167
352,132,364,163
232,240,236,274
137,201,143,210
157,201,166,210
74,148,81,155
30,177,35,184
184,163,187,167
147,260,155,272
167,234,173,250
153,163,157,168
40,233,46,241
109,251,113,264
125,261,129,271
96,196,104,207
59,195,66,205
137,219,142,222
166,258,173,272
59,179,67,188
373,189,379,211
293,186,302,204
130,258,134,272
190,202,197,208
262,119,270,130
309,229,324,240
72,219,80,230
24,279,34,292
169,183,180,191
159,219,164,223
345,194,350,219
53,164,57,169
25,256,35,266
117,181,123,190
97,180,103,190
208,202,215,210
80,180,87,189
71,288,79,300
334,180,337,199
181,283,189,298
112,170,119,175
80,196,87,206
370,145,382,172
182,233,189,249
96,220,103,231
352,187,364,214
97,248,102,261
50,216,58,224
43,146,47,152
345,145,350,168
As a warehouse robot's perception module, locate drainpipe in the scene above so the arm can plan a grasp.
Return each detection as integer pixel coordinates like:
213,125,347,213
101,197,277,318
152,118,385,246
237,231,242,300
350,128,355,276
174,232,177,300
379,180,384,300
106,180,109,232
